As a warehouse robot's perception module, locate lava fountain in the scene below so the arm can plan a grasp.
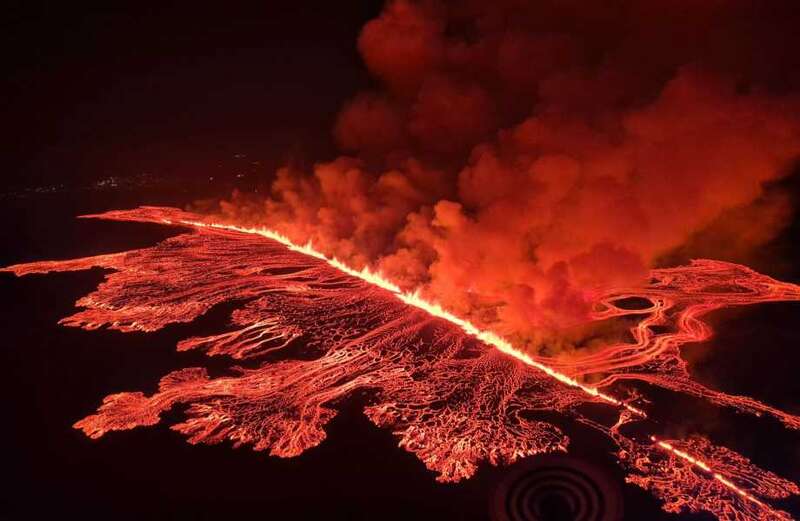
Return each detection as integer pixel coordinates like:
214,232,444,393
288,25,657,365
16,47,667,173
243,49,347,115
4,206,800,520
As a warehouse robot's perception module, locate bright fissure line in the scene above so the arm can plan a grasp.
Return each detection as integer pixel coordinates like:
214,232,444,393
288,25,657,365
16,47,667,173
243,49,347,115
173,217,783,514
651,437,759,503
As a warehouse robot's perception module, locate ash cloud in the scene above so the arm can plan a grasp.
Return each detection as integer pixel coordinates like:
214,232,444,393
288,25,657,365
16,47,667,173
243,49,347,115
211,0,800,346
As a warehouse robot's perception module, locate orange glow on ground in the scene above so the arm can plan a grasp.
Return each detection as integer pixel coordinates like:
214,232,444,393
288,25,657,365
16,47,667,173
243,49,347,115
4,206,799,520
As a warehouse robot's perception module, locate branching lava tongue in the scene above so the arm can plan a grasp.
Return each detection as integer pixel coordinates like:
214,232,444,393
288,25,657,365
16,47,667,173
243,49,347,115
4,206,800,520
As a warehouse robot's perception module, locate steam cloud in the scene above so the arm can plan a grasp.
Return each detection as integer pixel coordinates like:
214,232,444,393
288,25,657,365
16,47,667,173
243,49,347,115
211,0,800,349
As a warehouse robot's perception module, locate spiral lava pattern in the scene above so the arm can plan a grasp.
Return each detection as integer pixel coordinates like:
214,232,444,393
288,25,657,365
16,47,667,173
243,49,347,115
491,455,623,521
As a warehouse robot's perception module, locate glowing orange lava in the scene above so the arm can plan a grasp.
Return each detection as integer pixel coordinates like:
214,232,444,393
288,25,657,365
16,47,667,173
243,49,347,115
177,217,646,418
4,206,799,520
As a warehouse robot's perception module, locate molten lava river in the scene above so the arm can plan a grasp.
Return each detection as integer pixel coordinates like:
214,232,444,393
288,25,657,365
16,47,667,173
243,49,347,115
5,206,800,520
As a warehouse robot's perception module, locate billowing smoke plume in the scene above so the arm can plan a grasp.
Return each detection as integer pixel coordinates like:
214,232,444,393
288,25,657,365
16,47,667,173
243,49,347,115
211,0,800,347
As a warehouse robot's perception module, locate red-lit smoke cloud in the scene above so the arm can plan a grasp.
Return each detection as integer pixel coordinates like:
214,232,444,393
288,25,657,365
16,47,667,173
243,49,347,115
214,0,800,344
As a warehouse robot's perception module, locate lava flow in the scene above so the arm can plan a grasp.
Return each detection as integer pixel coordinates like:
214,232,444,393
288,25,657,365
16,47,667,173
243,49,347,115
4,206,800,521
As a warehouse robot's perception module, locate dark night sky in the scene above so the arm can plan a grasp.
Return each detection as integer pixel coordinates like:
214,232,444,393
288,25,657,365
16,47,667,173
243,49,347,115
4,1,383,189
5,1,800,191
